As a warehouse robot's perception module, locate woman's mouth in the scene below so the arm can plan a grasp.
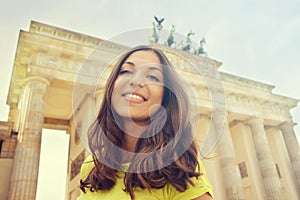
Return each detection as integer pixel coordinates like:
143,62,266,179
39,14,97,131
123,93,146,103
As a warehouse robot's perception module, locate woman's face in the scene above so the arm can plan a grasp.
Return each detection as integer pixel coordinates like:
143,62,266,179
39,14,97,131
111,50,164,125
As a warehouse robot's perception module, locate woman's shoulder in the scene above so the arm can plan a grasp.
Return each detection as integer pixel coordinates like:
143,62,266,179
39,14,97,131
165,158,213,199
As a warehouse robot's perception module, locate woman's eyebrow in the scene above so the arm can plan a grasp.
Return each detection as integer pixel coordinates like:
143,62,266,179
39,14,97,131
148,66,162,73
123,61,135,66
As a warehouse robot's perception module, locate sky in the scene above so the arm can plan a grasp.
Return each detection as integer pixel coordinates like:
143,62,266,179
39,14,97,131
36,129,69,200
0,0,299,199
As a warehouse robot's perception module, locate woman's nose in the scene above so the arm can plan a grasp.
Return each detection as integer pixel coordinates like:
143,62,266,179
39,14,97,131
129,73,145,87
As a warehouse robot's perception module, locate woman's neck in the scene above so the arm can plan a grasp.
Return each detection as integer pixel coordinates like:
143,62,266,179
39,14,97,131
122,120,147,152
123,134,139,153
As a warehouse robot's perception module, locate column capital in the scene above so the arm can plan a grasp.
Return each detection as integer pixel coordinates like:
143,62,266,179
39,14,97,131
24,76,50,87
198,113,210,120
246,116,264,126
279,121,296,130
210,110,228,130
211,110,228,118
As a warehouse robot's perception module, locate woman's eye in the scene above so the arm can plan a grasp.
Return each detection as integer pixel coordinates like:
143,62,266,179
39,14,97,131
119,69,133,75
147,75,160,82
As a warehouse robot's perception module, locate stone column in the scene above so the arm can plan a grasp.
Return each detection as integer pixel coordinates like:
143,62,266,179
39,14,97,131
8,77,49,200
213,111,246,200
280,122,300,196
247,117,283,200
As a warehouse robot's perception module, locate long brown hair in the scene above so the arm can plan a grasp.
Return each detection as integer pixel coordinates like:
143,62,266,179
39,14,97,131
80,45,201,199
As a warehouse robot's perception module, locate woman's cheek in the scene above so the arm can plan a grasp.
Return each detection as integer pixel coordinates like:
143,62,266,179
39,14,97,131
113,77,121,88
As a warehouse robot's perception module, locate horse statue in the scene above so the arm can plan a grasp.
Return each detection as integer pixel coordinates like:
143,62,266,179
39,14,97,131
182,30,194,52
195,37,207,55
165,25,175,47
149,22,159,43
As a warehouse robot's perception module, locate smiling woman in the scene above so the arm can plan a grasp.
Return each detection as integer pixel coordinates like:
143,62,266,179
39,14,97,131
77,45,213,200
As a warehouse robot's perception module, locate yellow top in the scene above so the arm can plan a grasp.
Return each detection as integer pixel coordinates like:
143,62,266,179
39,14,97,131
77,155,213,200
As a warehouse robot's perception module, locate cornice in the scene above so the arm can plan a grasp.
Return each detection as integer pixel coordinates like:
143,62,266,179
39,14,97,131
220,72,275,93
29,21,130,55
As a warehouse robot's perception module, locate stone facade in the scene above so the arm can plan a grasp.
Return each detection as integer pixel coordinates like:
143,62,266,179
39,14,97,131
1,21,299,200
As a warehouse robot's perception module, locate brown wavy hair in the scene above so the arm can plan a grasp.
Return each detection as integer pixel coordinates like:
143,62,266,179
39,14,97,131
80,45,201,199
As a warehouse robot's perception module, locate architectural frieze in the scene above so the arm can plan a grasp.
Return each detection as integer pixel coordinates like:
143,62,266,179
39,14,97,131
225,91,295,119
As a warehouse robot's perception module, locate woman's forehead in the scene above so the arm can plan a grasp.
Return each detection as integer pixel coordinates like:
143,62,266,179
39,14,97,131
125,50,161,65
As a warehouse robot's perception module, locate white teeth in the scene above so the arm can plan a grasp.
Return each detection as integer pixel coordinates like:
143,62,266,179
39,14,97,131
126,93,144,101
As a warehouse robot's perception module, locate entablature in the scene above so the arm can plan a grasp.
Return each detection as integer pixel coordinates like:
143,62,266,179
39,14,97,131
7,28,128,108
183,70,298,124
